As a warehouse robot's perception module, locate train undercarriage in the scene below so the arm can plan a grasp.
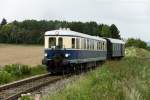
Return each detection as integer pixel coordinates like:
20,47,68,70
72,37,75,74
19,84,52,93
46,60,103,74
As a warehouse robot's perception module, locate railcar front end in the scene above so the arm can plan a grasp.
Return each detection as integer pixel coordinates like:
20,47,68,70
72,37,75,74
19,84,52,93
42,29,107,73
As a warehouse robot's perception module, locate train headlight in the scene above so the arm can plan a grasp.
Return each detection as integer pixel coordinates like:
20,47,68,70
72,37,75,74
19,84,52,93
65,53,70,58
44,53,47,57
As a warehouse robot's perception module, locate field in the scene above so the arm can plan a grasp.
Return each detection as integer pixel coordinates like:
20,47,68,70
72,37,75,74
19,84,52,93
0,44,43,67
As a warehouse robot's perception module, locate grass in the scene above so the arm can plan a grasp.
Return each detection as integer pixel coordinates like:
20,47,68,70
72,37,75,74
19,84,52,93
42,48,150,100
125,47,150,58
0,64,47,85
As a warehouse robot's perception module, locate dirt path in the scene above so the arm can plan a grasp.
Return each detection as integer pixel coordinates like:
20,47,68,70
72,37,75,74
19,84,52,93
0,44,43,67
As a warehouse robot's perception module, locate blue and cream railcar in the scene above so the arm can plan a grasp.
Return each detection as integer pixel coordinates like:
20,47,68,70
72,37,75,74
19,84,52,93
105,38,125,58
42,29,107,73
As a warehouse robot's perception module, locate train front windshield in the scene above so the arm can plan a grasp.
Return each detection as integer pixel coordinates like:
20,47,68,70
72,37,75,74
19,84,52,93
49,37,63,49
49,37,56,48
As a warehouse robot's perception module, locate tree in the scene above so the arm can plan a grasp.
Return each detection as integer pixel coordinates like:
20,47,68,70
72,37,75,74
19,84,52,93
101,24,111,37
1,18,7,26
97,24,103,37
110,24,120,39
0,19,122,44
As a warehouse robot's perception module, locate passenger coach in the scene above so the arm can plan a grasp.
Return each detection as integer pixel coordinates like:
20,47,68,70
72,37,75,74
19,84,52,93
105,38,125,59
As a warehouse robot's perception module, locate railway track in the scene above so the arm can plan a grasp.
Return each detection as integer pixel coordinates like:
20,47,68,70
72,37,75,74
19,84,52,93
0,73,65,100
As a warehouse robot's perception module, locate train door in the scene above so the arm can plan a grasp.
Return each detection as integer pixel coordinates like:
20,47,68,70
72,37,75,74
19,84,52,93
105,39,112,59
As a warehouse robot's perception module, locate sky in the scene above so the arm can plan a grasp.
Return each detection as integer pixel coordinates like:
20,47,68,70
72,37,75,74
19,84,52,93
0,0,150,42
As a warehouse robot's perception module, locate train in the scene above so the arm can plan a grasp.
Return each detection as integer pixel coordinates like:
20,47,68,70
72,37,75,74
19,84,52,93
42,28,125,73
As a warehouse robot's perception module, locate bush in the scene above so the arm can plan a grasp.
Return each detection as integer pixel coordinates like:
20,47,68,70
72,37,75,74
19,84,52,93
0,71,12,84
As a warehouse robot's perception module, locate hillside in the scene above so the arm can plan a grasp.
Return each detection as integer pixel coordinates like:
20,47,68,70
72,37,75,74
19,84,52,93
125,47,150,58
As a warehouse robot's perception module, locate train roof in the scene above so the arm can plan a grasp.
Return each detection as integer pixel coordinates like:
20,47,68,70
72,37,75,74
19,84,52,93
107,38,125,44
45,29,106,41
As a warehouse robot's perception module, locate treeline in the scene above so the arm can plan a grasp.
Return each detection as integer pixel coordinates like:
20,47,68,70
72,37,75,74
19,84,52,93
0,18,121,44
126,38,150,50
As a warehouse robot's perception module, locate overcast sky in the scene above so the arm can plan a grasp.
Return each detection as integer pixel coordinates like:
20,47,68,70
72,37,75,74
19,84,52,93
0,0,150,41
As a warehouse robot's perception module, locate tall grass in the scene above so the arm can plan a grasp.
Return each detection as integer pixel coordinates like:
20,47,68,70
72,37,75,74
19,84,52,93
4,64,31,77
43,57,150,100
0,64,46,85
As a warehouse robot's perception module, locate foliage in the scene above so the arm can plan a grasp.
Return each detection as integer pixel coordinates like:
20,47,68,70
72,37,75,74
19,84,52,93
101,24,111,37
0,64,46,85
125,38,147,49
110,24,120,39
4,64,31,77
0,18,7,26
20,94,34,100
146,46,150,51
0,19,121,44
0,71,12,84
44,57,150,100
31,65,47,75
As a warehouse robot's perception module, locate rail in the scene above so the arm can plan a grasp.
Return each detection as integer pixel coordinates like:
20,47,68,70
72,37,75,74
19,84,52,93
0,73,64,100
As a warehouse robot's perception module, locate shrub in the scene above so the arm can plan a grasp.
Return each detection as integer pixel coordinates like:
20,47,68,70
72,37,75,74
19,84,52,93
0,71,12,84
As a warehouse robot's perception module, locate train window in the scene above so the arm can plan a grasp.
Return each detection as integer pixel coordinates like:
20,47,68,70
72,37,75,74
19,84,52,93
87,39,89,50
96,41,98,50
94,41,96,50
100,42,102,50
103,42,105,50
58,37,63,48
97,42,99,50
72,38,75,48
92,40,94,50
117,44,119,51
113,44,115,51
81,38,84,49
101,42,103,50
76,38,80,49
99,42,100,50
102,42,104,50
49,37,56,48
84,38,87,49
98,42,100,50
90,40,92,50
